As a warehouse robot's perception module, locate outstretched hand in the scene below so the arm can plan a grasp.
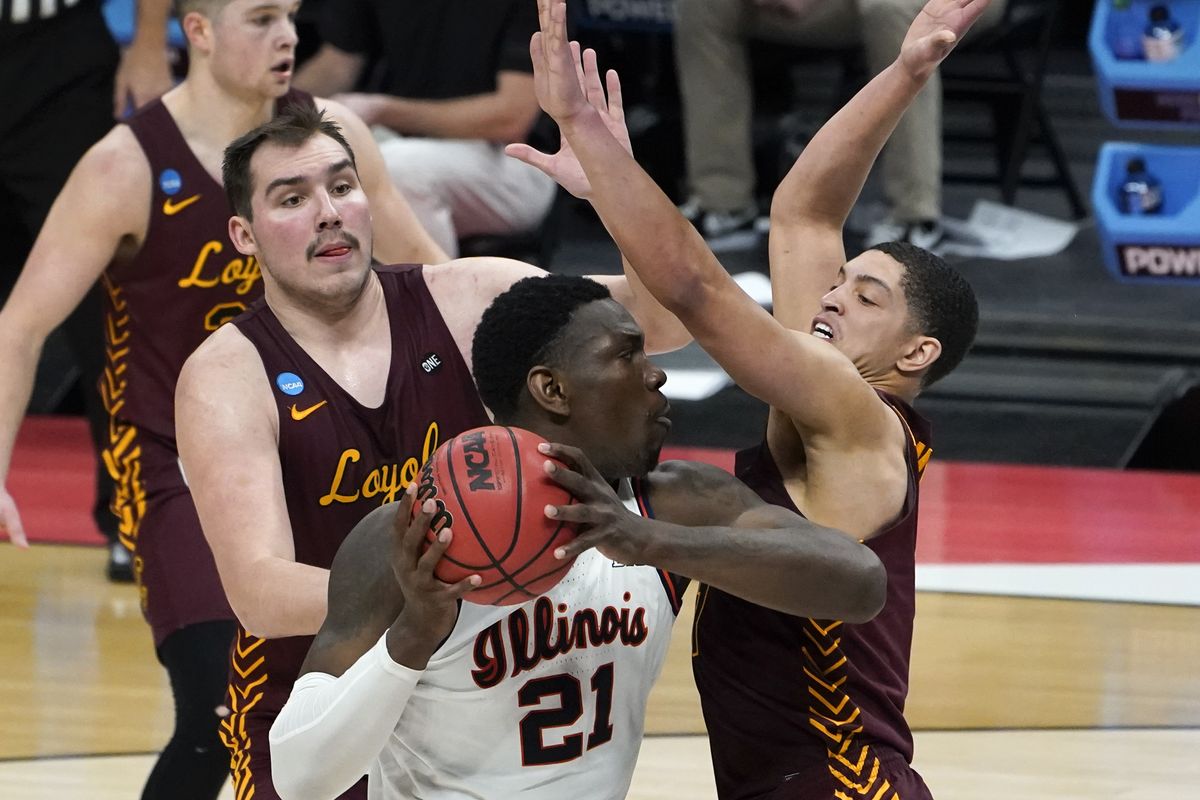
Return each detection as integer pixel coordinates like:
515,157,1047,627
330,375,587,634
899,0,993,82
538,442,651,566
506,3,632,198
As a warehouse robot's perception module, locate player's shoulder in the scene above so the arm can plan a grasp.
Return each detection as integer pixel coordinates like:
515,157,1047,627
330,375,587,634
178,322,262,398
423,257,546,304
78,124,152,186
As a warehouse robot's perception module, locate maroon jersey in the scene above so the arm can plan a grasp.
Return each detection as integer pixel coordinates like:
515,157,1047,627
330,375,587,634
692,392,934,800
101,90,309,640
222,264,490,800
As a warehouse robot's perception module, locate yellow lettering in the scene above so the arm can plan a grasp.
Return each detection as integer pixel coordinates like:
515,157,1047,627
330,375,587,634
178,240,224,290
319,421,445,507
319,449,362,506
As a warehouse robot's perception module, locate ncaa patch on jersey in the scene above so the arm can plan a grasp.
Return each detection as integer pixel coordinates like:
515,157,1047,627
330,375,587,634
159,169,183,196
275,372,305,396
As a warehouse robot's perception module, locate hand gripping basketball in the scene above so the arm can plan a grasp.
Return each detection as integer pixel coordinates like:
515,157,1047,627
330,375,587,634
412,426,579,606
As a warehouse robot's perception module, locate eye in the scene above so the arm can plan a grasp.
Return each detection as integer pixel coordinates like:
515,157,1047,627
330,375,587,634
280,194,301,207
254,14,273,26
857,294,875,307
332,182,352,195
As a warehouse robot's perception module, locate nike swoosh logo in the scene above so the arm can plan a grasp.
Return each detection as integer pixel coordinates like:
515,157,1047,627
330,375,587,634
289,400,327,421
162,194,201,216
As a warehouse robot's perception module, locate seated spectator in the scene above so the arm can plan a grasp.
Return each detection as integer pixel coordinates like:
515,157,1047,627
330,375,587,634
295,0,556,258
674,0,1004,249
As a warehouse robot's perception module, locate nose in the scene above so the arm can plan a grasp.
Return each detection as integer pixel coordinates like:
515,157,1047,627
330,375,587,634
280,17,299,49
315,190,342,230
821,286,844,315
646,362,667,391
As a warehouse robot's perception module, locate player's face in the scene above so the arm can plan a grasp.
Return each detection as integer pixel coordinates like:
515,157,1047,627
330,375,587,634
811,250,923,380
559,300,670,479
207,0,300,98
231,134,374,308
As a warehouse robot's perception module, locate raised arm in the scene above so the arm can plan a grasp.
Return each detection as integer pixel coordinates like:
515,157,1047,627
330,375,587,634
321,97,449,265
175,326,329,637
0,129,149,548
769,0,993,328
269,492,477,800
524,1,882,438
541,445,886,623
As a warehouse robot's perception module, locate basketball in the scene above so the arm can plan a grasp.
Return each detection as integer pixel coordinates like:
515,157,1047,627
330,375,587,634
413,425,578,605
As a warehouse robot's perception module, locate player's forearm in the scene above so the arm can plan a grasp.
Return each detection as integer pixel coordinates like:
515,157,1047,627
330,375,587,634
561,110,730,319
611,255,692,355
272,633,421,800
642,522,886,622
771,60,926,227
375,93,536,144
232,557,332,638
371,187,449,266
130,0,170,50
0,328,45,486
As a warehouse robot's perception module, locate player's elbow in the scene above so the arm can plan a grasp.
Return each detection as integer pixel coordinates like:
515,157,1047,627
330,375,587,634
270,734,341,800
840,549,887,624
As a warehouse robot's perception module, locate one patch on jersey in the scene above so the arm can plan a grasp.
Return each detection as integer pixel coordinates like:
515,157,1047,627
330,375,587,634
420,352,443,374
275,372,305,396
159,169,183,196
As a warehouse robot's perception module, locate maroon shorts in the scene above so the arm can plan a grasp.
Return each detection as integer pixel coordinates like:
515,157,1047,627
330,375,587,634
766,746,933,800
119,436,234,646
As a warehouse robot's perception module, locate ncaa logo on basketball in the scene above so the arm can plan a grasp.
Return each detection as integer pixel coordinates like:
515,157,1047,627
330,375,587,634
159,168,183,196
421,352,443,374
275,372,305,396
461,430,497,491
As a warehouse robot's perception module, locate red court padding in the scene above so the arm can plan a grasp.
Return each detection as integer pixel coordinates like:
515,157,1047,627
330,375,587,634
7,421,1200,564
4,416,104,546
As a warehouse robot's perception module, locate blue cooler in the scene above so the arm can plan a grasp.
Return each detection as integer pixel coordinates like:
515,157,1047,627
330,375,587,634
1088,0,1200,129
1092,142,1200,283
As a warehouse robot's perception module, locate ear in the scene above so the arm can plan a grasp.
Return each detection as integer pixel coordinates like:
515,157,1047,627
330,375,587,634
896,334,941,379
181,11,214,56
526,366,570,417
228,215,258,257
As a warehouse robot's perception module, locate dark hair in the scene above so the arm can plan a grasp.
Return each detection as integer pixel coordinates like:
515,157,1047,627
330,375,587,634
869,241,978,387
174,0,225,19
472,275,613,419
221,101,357,220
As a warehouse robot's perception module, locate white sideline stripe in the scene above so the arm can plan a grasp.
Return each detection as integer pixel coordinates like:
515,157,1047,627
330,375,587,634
916,563,1200,606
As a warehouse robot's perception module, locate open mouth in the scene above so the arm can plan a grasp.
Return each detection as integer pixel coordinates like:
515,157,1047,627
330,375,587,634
812,322,834,340
271,59,294,76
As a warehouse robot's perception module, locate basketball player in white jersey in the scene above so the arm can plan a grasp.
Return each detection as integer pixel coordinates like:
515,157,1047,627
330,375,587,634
268,274,889,799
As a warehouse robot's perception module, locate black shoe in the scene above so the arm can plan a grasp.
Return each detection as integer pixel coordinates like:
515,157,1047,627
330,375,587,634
106,540,135,583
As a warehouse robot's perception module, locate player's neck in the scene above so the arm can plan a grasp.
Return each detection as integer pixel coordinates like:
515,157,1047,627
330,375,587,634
268,269,386,350
168,69,280,154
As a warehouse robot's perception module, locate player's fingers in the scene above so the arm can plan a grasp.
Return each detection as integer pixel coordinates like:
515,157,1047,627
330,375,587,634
504,143,555,173
582,48,606,110
446,573,483,599
542,459,593,498
606,69,625,121
544,501,596,526
400,498,437,561
536,441,586,470
416,526,453,573
553,529,605,560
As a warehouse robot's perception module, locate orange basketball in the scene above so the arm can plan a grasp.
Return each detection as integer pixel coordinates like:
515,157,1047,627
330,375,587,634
413,425,578,605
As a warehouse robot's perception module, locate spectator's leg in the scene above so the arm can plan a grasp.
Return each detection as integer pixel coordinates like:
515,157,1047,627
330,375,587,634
674,0,756,214
377,135,555,257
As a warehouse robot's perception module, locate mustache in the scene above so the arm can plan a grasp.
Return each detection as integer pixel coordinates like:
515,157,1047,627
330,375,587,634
306,231,361,260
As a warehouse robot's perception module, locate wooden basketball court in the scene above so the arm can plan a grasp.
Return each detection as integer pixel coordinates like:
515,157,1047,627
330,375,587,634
2,419,1199,797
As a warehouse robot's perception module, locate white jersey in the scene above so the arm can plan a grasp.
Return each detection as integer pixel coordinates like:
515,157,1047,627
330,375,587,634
370,479,686,799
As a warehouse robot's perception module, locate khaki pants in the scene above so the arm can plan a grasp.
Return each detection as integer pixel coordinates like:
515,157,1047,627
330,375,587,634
674,0,1005,222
